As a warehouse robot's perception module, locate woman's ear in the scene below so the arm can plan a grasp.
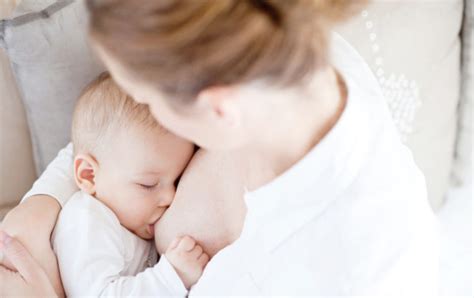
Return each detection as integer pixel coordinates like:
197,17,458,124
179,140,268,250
196,85,240,128
74,153,99,195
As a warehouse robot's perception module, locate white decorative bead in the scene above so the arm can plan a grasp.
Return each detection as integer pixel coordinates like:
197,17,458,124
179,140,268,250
364,18,422,144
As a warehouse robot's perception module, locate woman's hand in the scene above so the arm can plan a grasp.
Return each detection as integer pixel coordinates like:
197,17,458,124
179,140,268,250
0,195,64,297
0,231,57,296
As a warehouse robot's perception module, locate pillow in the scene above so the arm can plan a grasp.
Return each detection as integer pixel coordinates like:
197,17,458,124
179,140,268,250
11,0,57,17
452,0,472,187
336,0,464,209
1,0,105,175
0,47,36,219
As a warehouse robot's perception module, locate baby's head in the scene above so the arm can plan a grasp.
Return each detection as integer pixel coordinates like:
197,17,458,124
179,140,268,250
72,72,194,240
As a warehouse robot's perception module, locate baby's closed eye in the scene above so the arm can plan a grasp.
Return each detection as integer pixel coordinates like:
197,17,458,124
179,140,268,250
137,182,160,191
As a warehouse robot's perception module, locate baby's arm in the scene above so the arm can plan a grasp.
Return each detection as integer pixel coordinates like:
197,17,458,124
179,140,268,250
54,197,190,297
97,236,211,294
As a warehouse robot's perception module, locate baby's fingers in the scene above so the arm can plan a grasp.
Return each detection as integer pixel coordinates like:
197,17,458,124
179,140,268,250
168,237,181,250
189,245,203,259
197,252,210,267
176,235,196,252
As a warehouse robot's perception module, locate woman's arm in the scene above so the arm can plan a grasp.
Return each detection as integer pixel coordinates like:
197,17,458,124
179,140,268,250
1,196,63,296
21,143,77,206
0,142,78,296
0,230,57,297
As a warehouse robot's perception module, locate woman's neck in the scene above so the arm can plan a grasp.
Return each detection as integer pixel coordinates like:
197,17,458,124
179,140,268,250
242,66,347,191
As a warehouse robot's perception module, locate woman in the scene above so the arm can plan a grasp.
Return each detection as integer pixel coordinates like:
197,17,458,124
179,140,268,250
0,0,438,295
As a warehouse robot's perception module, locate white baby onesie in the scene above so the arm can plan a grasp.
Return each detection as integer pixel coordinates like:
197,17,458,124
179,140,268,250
52,191,187,297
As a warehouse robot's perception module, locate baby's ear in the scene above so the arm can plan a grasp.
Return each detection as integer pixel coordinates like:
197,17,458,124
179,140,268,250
74,153,99,195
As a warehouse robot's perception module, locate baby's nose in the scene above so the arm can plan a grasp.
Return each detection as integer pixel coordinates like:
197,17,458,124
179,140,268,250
157,184,176,207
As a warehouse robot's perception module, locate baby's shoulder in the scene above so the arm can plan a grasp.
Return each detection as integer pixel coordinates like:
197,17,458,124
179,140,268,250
53,191,129,260
58,191,121,230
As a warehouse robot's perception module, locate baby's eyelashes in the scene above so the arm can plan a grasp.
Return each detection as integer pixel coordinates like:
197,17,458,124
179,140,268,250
136,181,160,191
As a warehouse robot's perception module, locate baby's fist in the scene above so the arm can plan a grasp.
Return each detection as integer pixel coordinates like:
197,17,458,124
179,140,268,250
165,235,209,289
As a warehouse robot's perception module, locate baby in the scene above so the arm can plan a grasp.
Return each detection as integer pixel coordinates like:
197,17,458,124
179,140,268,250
52,72,209,296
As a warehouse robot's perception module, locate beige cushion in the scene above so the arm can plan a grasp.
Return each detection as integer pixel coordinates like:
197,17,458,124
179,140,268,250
0,47,36,219
337,0,464,210
0,0,21,19
452,0,473,186
10,0,56,18
3,0,105,174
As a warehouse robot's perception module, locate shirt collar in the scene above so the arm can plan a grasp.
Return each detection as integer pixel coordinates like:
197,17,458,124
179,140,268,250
242,33,374,253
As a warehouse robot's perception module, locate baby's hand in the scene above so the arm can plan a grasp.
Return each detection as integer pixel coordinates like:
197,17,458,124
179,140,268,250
165,235,209,289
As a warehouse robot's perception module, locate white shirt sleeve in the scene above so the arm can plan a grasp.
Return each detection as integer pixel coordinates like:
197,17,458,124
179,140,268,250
97,256,189,297
21,142,78,207
53,194,188,297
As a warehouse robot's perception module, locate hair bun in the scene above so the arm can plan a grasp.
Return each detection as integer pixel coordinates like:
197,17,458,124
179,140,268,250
248,0,368,29
248,0,282,25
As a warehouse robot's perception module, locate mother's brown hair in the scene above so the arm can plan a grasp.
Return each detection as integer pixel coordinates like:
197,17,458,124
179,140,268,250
87,0,367,102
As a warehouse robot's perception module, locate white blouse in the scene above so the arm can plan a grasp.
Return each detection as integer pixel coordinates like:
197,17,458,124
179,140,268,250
23,34,439,296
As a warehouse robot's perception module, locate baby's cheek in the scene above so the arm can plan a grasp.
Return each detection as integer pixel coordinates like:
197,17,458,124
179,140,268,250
119,210,143,231
118,203,150,232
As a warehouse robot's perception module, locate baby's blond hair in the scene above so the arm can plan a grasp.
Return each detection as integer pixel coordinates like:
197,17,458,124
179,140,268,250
72,72,164,155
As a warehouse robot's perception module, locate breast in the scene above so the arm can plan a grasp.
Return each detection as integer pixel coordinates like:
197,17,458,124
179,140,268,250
154,150,247,257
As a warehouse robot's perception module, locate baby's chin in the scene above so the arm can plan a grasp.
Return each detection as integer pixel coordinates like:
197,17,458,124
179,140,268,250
131,225,154,241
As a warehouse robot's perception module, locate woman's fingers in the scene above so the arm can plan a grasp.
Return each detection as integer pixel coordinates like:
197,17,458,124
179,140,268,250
0,230,40,283
0,231,58,297
0,258,57,297
0,266,28,296
0,240,15,271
